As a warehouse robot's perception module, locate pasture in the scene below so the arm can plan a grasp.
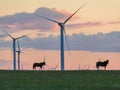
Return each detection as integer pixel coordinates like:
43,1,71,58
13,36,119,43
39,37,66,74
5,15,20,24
0,70,120,90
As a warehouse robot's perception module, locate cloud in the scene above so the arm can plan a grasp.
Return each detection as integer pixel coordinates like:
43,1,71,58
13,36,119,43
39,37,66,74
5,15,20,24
0,7,120,31
70,32,120,52
67,22,104,29
1,31,120,52
23,31,120,52
0,33,6,38
0,7,79,31
67,20,120,29
108,21,120,25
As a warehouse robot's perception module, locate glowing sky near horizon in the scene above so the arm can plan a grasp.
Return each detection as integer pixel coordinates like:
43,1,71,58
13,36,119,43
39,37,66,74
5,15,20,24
0,0,120,70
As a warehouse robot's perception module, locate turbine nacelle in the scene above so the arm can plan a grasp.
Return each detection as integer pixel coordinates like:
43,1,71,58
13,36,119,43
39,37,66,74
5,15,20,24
58,23,64,27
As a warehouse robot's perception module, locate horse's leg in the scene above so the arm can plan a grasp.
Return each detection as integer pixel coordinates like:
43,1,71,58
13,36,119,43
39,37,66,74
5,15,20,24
34,67,36,70
33,67,35,70
39,67,42,70
33,65,35,70
33,65,36,70
97,66,99,70
96,65,99,70
104,66,106,70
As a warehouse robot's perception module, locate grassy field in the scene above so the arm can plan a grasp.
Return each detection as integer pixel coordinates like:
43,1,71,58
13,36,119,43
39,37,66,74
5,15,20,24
0,70,120,90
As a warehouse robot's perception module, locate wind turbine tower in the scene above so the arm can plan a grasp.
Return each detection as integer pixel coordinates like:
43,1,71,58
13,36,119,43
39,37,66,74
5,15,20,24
36,3,86,70
4,30,27,70
16,40,21,70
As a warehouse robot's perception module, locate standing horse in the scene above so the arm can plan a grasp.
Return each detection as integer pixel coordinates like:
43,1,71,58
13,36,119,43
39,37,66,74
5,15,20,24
96,60,109,70
33,61,46,70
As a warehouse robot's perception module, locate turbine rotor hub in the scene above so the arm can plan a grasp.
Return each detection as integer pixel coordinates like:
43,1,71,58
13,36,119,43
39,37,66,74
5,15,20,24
58,23,64,27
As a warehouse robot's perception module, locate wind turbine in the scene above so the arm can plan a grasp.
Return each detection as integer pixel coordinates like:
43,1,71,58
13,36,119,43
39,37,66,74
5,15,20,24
4,30,27,70
79,64,80,70
42,56,46,70
87,64,90,70
50,64,58,70
16,40,21,70
36,3,86,70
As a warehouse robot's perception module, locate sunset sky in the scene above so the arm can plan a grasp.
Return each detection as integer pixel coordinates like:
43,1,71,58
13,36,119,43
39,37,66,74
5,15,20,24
0,0,120,70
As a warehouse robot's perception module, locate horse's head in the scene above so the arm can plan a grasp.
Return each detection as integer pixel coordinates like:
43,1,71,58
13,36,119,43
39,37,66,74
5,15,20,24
106,60,109,64
43,61,46,65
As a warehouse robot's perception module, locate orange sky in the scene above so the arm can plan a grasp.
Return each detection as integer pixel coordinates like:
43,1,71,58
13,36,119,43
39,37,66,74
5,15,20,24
0,49,120,70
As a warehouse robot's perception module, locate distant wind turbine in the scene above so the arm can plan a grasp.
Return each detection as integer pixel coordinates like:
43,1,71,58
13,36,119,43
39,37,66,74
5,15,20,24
16,40,21,70
4,30,27,70
36,3,86,70
50,64,58,70
87,64,90,70
79,64,80,70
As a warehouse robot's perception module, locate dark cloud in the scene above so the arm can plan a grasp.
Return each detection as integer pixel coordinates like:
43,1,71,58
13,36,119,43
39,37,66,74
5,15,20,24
0,33,6,38
1,31,120,52
25,31,120,52
21,35,60,50
70,32,120,52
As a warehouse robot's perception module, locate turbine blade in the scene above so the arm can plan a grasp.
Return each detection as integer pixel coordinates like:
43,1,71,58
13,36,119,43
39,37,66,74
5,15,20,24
12,42,14,52
55,64,58,69
64,3,86,24
43,56,45,62
17,40,21,51
3,30,14,39
63,29,70,57
16,35,27,40
35,14,59,23
12,41,15,60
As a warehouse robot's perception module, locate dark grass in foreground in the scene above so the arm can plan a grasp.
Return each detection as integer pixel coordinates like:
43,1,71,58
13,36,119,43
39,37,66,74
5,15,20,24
0,70,120,90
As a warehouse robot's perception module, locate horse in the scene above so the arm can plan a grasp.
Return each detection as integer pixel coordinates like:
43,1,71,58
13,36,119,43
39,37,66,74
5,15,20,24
96,60,109,70
33,61,46,70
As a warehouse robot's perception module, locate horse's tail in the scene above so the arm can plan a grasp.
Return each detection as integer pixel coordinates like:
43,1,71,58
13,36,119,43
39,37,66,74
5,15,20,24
33,64,35,69
96,62,99,70
96,62,98,67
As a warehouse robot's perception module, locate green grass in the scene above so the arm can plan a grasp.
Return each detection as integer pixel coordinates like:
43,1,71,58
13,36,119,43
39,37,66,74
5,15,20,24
0,70,120,90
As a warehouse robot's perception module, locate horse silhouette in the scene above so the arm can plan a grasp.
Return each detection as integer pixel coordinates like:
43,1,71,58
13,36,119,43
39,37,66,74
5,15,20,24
33,61,46,70
96,60,109,70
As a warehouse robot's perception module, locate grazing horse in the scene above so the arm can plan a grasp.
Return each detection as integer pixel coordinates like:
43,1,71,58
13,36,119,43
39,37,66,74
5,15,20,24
33,61,46,70
96,60,109,70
